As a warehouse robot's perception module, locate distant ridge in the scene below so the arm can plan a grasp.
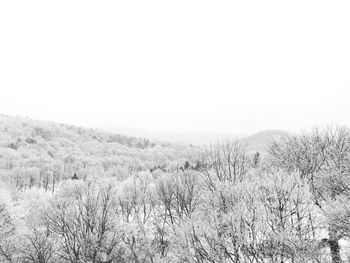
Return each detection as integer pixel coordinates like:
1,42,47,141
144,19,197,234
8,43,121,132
0,114,201,179
241,129,289,153
97,124,289,150
1,114,289,154
95,125,245,145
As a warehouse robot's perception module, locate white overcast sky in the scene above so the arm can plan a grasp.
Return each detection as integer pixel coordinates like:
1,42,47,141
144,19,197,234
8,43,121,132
0,1,349,135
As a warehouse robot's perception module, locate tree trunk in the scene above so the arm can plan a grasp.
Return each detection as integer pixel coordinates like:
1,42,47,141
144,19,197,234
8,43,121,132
329,227,342,263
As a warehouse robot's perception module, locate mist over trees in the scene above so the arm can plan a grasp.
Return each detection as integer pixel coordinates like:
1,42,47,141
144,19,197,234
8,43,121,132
1,116,350,262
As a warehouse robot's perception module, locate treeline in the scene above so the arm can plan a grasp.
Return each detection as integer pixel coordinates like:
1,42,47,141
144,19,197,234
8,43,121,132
0,115,201,191
1,127,350,262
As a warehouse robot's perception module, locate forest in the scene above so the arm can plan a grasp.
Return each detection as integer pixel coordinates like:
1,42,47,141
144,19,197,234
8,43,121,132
1,115,350,262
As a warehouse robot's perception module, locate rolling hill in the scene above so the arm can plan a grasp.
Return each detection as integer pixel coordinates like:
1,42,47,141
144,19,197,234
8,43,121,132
0,114,288,191
0,114,201,186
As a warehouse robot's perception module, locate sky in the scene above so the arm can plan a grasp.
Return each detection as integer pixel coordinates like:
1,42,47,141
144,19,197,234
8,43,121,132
0,0,349,135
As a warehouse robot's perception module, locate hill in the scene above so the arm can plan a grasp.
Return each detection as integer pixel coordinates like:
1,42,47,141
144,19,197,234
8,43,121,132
0,114,289,192
241,129,289,153
0,114,200,190
97,125,245,145
98,125,287,147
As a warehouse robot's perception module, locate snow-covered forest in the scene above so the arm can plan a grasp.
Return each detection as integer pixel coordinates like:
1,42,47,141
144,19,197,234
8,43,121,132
1,0,350,261
1,115,350,262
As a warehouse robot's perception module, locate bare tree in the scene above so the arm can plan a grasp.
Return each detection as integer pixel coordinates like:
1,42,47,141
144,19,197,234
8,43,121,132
46,181,123,263
17,228,56,263
268,126,350,263
0,202,16,263
203,141,248,192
